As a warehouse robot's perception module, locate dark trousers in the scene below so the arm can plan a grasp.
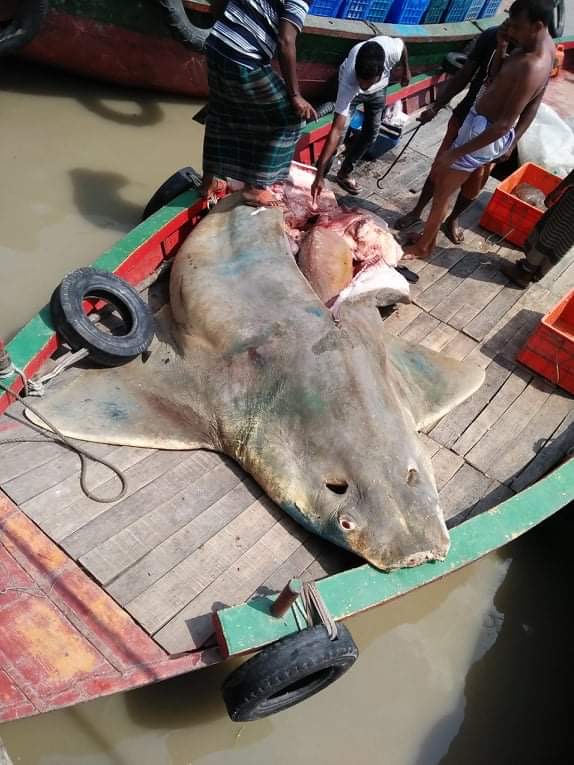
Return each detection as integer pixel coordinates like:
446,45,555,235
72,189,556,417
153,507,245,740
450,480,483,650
340,90,387,176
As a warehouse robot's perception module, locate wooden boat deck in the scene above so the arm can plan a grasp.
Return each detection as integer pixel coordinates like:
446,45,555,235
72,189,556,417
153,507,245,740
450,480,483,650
2,104,573,660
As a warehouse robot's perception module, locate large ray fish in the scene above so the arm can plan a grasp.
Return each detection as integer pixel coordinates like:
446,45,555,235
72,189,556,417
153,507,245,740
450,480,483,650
31,196,484,569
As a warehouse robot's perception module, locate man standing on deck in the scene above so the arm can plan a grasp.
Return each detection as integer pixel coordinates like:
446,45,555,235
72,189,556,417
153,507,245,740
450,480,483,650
202,0,316,208
502,168,574,287
403,0,556,260
395,22,517,244
311,36,411,200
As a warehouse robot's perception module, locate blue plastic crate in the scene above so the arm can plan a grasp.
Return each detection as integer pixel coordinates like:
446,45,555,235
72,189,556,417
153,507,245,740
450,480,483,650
308,0,344,17
423,0,450,22
443,0,484,21
338,0,372,18
366,0,394,21
387,0,430,24
478,0,501,18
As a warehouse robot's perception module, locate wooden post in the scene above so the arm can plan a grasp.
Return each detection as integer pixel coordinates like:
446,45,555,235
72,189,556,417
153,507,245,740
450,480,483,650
271,578,301,618
0,338,13,377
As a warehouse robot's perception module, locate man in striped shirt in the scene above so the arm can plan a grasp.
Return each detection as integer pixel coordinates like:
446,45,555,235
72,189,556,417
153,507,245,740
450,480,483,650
202,0,316,208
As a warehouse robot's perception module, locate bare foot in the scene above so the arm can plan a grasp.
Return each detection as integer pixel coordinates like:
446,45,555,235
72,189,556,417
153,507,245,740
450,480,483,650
441,217,464,244
201,176,226,206
402,234,433,260
241,187,281,208
395,210,422,230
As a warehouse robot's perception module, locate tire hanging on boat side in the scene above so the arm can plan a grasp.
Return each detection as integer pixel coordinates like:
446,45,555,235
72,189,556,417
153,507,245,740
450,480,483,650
222,624,359,721
142,167,203,220
50,268,154,367
0,0,48,56
550,0,565,39
157,0,211,51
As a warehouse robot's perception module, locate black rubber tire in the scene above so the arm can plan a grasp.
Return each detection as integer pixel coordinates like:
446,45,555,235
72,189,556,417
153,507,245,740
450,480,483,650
222,624,358,722
157,0,211,51
550,0,565,39
442,52,467,76
314,101,336,119
0,0,48,56
50,268,154,367
142,167,203,221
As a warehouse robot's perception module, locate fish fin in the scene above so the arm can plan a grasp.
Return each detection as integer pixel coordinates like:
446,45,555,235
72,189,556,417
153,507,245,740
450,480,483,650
25,335,213,450
384,333,485,431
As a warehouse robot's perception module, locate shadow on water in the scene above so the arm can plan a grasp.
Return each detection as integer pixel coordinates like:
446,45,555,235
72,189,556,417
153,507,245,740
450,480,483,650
0,59,170,126
69,168,143,230
415,504,574,765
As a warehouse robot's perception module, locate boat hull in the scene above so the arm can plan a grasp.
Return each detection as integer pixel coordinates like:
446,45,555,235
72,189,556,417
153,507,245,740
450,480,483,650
18,1,499,100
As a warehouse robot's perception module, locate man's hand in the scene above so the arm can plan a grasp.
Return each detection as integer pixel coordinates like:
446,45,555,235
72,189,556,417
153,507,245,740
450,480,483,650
495,145,515,164
311,174,324,206
418,106,438,124
291,95,317,122
496,19,510,51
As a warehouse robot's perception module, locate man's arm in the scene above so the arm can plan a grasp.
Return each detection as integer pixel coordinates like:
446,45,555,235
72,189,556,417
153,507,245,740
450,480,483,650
418,58,480,123
278,20,317,121
496,88,544,162
400,45,411,87
310,112,347,203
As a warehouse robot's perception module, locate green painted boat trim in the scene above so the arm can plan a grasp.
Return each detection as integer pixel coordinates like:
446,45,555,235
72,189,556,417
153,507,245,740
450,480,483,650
3,188,201,382
215,457,574,657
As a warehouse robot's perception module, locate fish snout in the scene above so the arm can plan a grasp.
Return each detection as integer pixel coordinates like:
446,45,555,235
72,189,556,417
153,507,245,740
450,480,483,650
357,512,450,571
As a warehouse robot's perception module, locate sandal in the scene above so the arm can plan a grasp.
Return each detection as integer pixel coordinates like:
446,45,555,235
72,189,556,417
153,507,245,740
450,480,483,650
336,174,361,195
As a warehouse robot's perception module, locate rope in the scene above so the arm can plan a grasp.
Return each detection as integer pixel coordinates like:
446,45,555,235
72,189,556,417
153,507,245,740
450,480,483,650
301,581,338,640
0,374,128,504
25,348,90,397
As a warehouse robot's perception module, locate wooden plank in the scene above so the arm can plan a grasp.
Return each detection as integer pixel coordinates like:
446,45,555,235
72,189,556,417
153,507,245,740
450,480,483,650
0,440,63,485
452,367,531,456
419,322,459,353
448,479,514,526
431,448,464,491
409,247,469,302
380,302,421,336
214,457,574,657
415,252,482,312
256,542,315,596
431,264,506,329
399,312,441,344
22,445,153,527
511,410,574,492
485,391,574,486
153,517,306,653
464,378,554,476
63,451,222,559
431,359,514,449
48,449,183,542
2,441,117,505
441,331,478,360
463,283,524,342
96,476,262,597
126,496,282,634
439,462,493,522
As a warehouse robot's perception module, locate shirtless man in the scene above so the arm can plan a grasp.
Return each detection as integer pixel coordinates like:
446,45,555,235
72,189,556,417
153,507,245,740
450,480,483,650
404,0,555,260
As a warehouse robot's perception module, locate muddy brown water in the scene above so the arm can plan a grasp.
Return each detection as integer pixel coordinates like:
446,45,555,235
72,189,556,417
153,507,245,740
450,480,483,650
1,61,572,764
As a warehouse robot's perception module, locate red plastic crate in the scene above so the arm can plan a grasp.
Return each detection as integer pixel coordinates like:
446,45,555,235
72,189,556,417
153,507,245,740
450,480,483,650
517,288,574,394
480,162,562,247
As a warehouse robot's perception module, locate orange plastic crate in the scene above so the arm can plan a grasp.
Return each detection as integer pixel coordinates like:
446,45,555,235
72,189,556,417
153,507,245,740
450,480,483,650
517,288,574,395
480,162,562,247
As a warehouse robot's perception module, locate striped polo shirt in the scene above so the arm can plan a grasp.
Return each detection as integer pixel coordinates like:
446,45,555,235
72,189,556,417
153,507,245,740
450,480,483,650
207,0,309,69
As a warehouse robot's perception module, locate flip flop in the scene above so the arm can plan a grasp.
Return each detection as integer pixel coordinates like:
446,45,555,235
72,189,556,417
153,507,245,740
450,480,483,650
336,175,361,195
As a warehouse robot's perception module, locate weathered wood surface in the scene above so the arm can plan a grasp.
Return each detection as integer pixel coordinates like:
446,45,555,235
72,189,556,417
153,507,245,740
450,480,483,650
1,111,572,656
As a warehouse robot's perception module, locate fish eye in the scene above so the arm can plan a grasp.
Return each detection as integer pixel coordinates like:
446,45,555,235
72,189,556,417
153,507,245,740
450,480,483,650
407,467,419,486
338,514,356,532
326,480,349,495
